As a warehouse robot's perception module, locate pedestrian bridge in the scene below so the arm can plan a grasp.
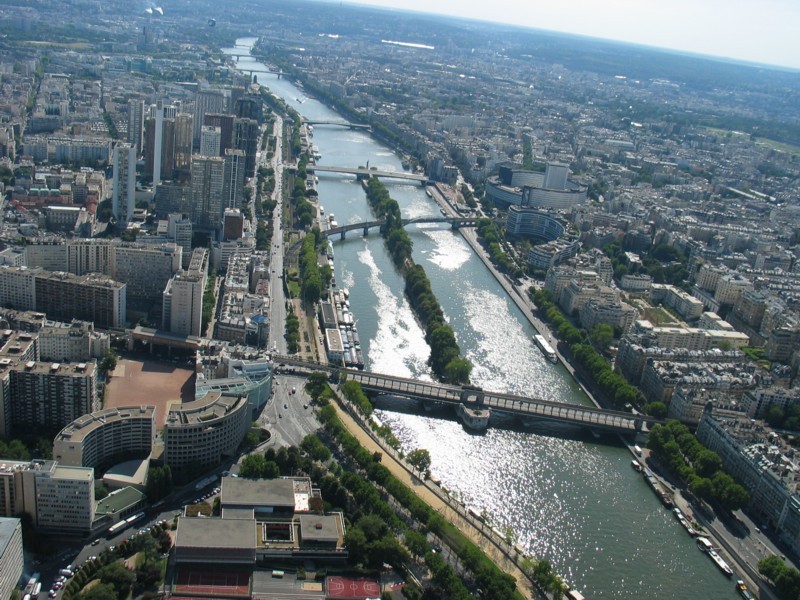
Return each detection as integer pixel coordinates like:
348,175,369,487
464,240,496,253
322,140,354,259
321,216,481,240
308,165,429,183
270,355,653,435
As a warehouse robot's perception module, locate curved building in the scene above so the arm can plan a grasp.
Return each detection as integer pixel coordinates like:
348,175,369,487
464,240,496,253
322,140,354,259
163,391,249,470
486,163,587,210
505,206,566,242
53,406,155,468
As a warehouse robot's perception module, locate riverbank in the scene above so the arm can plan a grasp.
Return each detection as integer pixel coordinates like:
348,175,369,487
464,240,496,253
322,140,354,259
329,390,539,599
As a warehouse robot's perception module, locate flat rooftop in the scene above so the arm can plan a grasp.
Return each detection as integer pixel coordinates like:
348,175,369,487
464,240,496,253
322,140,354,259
176,517,256,549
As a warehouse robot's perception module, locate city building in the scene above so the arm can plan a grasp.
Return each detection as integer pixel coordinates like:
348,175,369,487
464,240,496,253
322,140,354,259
192,89,227,145
191,155,225,231
34,271,126,329
0,265,41,311
162,248,208,337
199,125,222,158
53,406,155,469
38,320,110,362
0,518,23,600
223,149,246,210
163,391,249,470
696,410,800,555
2,359,97,434
112,143,136,224
0,459,94,534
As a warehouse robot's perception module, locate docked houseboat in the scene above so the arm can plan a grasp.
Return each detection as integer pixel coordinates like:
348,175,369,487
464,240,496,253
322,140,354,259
534,334,558,363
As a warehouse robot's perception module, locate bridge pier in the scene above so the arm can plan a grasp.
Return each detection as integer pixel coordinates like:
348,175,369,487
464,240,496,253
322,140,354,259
460,389,485,404
363,225,369,237
340,230,346,240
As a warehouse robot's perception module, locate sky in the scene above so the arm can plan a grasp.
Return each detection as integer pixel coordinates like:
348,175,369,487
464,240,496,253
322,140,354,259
351,0,800,70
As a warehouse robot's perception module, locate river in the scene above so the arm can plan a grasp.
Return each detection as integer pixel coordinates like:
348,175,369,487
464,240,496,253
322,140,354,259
225,37,739,599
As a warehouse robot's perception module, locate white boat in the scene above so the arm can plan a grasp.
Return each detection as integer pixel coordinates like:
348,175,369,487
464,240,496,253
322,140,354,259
708,550,734,577
534,334,557,363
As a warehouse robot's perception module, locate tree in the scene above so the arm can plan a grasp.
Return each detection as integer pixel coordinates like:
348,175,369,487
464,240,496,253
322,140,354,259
99,350,119,374
407,449,432,476
643,402,668,419
589,324,614,351
81,582,118,600
305,372,329,400
98,562,135,598
240,454,267,478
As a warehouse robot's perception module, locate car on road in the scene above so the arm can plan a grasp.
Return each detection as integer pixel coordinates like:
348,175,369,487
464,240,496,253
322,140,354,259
91,538,100,545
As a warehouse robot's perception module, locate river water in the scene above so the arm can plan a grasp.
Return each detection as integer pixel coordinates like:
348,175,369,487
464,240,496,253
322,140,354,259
225,38,739,599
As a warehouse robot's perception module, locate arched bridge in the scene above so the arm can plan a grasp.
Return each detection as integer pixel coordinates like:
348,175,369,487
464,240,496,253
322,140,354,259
308,165,429,183
269,355,656,435
321,216,481,240
304,120,371,130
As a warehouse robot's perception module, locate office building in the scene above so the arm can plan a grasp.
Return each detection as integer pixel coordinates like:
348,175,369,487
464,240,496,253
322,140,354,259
155,182,192,219
223,148,246,210
54,406,155,469
200,125,222,157
162,248,208,337
167,213,193,268
112,143,136,224
0,518,23,600
192,89,227,146
163,392,249,470
204,113,234,155
233,117,259,177
127,99,145,155
0,459,95,534
191,155,225,231
173,113,193,172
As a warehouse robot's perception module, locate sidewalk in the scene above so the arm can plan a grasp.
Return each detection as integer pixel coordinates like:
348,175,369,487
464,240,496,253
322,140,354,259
329,397,536,599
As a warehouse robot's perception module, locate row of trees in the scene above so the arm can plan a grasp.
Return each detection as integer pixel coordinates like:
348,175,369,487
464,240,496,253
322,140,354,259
405,265,472,384
364,177,472,384
532,289,643,408
340,379,374,416
475,218,520,277
285,308,300,354
298,229,325,305
648,420,750,511
201,269,217,334
316,400,520,599
364,178,413,266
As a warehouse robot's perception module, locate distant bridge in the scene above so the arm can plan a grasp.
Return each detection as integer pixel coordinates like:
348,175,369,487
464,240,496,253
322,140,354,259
304,120,371,130
308,165,429,183
269,355,653,435
321,216,480,240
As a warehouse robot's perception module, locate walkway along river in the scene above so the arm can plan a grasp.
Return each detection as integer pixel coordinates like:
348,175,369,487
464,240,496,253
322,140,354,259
225,37,740,599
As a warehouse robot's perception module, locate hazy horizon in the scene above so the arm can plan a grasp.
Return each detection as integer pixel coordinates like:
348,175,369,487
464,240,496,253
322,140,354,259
343,0,800,71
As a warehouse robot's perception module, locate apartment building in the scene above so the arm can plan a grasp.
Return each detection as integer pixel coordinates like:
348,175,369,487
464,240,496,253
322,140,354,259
0,459,94,534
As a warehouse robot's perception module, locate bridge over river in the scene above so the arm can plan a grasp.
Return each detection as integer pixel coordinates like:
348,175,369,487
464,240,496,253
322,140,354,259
270,355,654,436
308,165,429,183
321,216,480,240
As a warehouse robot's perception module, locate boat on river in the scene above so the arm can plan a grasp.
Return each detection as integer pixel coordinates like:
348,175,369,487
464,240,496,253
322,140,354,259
708,550,734,577
631,459,643,472
534,334,558,363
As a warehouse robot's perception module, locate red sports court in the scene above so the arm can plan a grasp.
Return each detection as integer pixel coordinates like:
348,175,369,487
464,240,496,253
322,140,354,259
325,576,381,600
174,567,251,598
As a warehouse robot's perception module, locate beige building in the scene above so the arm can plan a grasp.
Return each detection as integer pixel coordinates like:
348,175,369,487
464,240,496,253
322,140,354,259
163,392,249,470
0,459,94,534
54,406,155,468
